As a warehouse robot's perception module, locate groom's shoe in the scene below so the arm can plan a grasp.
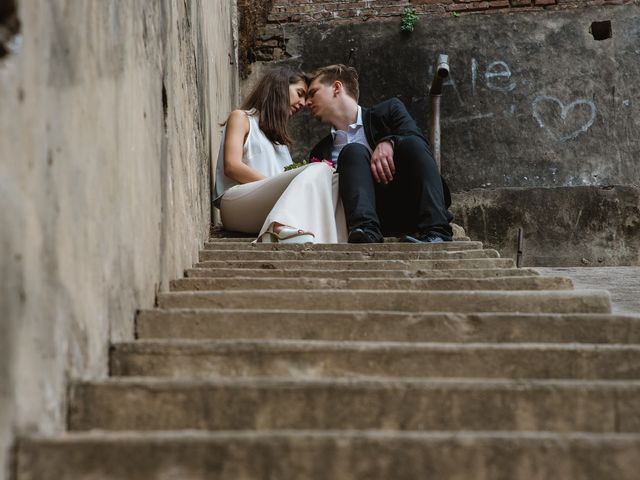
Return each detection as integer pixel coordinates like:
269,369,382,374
403,231,452,244
348,227,384,244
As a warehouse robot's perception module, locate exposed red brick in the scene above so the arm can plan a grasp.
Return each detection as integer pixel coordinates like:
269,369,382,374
488,0,511,8
265,0,616,23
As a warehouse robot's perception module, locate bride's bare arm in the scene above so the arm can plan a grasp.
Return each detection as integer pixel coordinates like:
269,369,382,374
223,110,267,184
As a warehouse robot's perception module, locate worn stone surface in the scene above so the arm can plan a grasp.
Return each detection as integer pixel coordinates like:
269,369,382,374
136,310,640,344
0,1,237,479
15,431,640,480
157,289,611,313
452,186,640,266
203,240,482,250
209,232,471,242
198,248,500,261
170,275,572,291
186,266,540,278
111,339,640,380
15,231,640,476
538,267,640,314
195,258,516,270
68,378,640,432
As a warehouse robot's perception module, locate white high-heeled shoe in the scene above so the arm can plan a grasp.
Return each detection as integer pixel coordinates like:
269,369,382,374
258,224,315,244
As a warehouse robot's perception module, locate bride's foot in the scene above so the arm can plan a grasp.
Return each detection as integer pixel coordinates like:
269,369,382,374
259,222,315,243
272,223,288,235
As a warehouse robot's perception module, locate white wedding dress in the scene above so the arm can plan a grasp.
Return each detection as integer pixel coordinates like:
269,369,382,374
214,110,347,243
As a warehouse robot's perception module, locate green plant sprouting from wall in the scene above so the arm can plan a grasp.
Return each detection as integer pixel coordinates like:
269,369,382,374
400,7,419,33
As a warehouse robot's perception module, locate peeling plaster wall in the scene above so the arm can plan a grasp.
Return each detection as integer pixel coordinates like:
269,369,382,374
0,1,237,478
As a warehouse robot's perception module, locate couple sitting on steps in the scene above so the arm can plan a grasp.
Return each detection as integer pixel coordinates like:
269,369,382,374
214,64,453,244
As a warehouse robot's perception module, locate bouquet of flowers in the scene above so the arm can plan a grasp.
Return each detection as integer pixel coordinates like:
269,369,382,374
284,157,336,171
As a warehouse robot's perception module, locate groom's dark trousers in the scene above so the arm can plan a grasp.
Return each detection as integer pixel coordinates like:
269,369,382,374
309,98,453,239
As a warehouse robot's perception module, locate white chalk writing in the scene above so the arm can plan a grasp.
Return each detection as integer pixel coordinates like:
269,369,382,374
443,113,494,125
428,56,597,142
484,61,516,92
532,96,597,142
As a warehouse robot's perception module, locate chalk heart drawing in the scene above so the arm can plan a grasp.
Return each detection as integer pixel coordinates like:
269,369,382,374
532,96,597,142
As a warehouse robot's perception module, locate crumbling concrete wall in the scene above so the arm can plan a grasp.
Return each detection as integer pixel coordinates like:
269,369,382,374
240,1,640,265
0,1,237,478
452,186,640,267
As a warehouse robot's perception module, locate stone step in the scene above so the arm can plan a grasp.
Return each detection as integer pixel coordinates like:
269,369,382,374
136,310,640,344
17,431,640,480
198,249,500,262
194,258,516,270
156,289,611,314
68,378,640,432
110,340,640,380
170,276,571,292
204,240,483,251
186,267,540,279
208,236,471,243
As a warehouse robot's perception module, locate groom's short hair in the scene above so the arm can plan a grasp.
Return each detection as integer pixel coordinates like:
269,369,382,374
310,64,359,101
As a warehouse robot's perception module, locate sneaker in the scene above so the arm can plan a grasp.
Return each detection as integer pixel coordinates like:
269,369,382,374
403,232,447,243
348,228,384,244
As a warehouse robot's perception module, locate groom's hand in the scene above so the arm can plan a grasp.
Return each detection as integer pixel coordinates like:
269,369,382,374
371,140,395,184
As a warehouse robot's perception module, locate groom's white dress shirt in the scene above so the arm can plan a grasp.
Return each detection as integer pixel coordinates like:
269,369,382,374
330,105,372,165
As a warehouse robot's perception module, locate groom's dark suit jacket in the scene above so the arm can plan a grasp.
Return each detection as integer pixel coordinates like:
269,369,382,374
308,97,451,206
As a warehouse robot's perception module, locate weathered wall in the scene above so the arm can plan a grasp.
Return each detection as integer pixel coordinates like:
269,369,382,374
452,186,640,266
265,0,615,24
0,1,237,478
275,5,640,188
241,1,640,264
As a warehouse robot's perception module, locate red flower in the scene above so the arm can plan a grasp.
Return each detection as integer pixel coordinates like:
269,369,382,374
310,157,336,168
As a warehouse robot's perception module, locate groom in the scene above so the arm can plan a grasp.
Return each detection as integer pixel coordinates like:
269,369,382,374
306,64,453,244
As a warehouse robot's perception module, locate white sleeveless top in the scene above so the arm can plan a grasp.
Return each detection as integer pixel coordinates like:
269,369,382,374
213,110,292,207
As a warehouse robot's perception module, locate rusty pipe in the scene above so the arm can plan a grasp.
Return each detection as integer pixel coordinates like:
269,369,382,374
429,54,449,172
430,54,450,95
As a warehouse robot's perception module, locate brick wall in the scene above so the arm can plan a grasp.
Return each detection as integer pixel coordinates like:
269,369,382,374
267,0,633,24
241,0,633,70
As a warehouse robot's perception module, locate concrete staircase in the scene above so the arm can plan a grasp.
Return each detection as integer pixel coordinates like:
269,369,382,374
16,237,640,479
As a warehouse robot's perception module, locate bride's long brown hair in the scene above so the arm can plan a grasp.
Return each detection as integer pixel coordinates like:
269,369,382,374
241,67,306,147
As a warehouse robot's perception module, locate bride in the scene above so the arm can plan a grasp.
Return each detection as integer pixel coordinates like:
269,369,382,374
214,66,346,243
